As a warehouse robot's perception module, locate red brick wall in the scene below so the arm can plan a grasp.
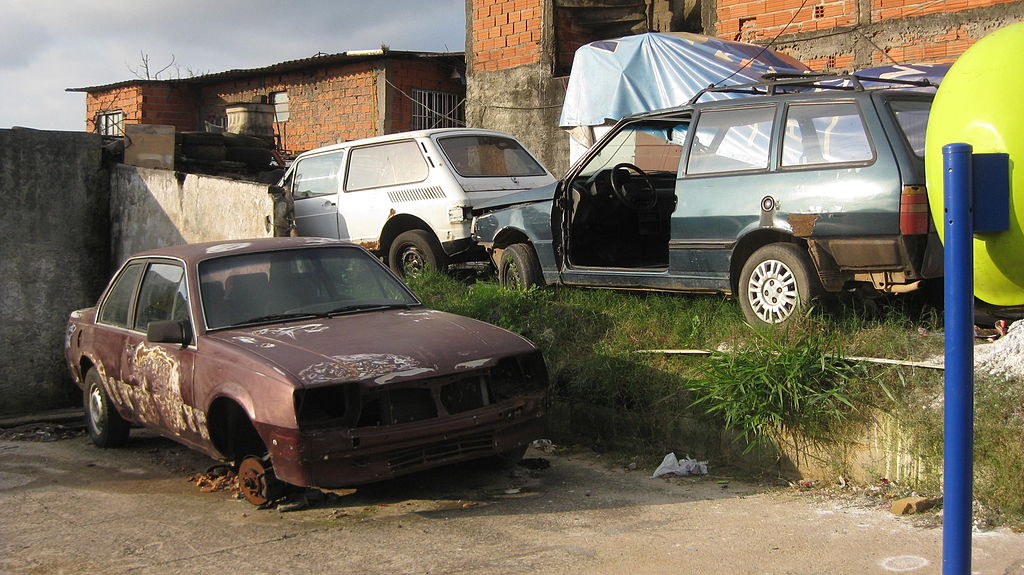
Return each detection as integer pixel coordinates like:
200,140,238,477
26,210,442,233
554,8,596,74
718,0,858,43
84,86,143,133
386,59,466,133
84,84,200,133
198,63,380,154
470,0,544,72
717,0,1021,68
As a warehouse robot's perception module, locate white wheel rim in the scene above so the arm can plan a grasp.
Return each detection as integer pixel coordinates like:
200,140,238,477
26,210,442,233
747,258,799,324
88,385,106,435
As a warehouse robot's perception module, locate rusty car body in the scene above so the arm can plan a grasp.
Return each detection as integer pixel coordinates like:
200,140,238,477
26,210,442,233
65,237,548,504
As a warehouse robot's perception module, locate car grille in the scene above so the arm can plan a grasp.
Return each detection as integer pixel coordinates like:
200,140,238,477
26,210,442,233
387,431,494,472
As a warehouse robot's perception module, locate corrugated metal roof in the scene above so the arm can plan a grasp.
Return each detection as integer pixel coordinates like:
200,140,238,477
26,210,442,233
67,50,464,93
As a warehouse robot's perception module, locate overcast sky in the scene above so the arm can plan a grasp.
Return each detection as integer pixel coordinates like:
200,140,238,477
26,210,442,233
0,0,467,131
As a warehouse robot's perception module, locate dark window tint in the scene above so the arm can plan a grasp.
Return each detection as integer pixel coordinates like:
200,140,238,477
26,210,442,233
97,263,145,328
437,135,547,177
687,106,774,175
133,263,188,332
889,100,930,158
782,102,873,167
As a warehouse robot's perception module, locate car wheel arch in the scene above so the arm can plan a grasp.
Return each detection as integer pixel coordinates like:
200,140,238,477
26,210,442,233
729,229,805,294
490,228,534,270
205,394,265,464
380,214,440,258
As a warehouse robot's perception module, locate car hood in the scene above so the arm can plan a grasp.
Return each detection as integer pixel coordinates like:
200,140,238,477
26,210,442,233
471,182,558,213
205,308,536,388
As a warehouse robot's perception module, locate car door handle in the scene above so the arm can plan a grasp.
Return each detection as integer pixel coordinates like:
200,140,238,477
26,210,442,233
322,199,336,207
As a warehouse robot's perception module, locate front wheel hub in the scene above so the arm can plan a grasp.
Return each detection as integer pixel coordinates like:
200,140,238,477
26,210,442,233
237,456,283,506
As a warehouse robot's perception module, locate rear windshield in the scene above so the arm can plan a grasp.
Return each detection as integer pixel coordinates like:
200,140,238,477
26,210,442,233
437,135,547,177
889,100,930,158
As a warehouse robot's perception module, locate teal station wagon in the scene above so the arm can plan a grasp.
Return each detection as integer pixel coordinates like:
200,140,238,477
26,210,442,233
472,73,943,325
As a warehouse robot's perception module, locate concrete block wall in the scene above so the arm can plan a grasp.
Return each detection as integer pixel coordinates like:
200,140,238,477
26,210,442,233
109,165,276,267
0,128,110,416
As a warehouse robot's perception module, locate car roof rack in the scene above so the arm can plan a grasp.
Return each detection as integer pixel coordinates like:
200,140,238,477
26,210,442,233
686,72,937,105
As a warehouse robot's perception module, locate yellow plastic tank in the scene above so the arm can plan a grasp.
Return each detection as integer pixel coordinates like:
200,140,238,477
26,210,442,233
925,22,1024,306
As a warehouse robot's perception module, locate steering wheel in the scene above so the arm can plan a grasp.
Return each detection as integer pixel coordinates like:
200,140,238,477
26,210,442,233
609,163,657,210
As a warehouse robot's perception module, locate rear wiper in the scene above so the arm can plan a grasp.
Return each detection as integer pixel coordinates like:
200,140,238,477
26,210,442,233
325,303,413,316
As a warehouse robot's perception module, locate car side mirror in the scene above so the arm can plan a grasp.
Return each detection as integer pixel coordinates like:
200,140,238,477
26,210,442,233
147,320,193,348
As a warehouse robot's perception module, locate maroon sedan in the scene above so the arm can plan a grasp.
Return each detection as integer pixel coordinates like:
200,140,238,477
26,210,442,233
65,238,547,504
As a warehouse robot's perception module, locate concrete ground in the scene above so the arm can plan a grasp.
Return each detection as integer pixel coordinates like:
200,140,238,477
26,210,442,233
1,422,1022,575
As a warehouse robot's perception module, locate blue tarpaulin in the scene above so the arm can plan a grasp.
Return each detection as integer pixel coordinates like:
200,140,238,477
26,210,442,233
559,32,809,128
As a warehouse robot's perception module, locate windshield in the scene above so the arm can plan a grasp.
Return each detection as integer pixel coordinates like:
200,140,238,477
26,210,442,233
437,135,547,177
889,100,930,158
199,246,419,330
578,120,689,179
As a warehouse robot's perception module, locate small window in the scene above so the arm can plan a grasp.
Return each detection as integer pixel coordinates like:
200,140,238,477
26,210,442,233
411,89,463,130
133,263,188,332
437,135,547,177
781,102,873,167
271,91,289,123
889,100,930,158
98,263,145,328
687,106,775,175
96,111,124,136
291,152,343,199
345,141,429,191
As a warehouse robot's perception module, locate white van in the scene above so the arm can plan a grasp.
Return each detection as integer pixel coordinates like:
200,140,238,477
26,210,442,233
280,128,555,275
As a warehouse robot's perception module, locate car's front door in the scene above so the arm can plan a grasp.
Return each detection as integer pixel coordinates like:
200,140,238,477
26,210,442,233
121,261,204,446
291,150,344,239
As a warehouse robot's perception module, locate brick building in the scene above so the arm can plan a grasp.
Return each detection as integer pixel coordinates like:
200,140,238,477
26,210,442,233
69,50,466,154
464,0,1023,173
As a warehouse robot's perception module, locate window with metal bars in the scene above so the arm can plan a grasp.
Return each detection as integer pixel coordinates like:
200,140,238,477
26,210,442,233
96,111,124,136
411,89,463,130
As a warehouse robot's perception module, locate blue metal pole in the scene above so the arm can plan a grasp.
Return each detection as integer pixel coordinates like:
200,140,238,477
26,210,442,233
942,143,974,575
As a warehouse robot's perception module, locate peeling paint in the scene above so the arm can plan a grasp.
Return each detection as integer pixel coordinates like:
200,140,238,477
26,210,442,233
789,213,818,237
374,367,436,384
65,324,77,350
233,336,276,348
298,353,420,384
252,323,329,339
106,344,209,440
455,358,491,370
205,242,253,254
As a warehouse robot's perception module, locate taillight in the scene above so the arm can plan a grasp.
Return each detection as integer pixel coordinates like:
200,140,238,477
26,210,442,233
899,185,929,235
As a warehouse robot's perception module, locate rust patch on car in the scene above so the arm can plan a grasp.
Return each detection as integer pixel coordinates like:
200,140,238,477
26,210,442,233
299,353,421,384
789,214,818,237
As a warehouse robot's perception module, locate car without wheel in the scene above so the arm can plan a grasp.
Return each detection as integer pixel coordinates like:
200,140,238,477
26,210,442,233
471,73,943,325
65,237,548,505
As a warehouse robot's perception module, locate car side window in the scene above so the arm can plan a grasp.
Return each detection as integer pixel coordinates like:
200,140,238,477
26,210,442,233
133,263,188,332
97,262,145,328
781,102,873,166
291,152,343,199
345,140,429,191
686,106,775,175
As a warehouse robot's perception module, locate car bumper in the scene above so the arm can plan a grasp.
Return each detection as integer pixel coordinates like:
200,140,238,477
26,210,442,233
256,394,546,488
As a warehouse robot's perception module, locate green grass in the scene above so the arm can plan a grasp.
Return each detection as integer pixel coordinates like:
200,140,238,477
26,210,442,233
404,271,1023,522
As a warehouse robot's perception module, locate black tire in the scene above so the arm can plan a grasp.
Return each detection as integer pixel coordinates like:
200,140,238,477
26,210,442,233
738,243,823,325
388,230,448,277
223,131,273,149
498,243,544,290
84,368,130,448
176,131,224,146
226,146,274,168
180,143,227,162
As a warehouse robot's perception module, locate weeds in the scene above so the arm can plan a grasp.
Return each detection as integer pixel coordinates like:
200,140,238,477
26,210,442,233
684,316,868,453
